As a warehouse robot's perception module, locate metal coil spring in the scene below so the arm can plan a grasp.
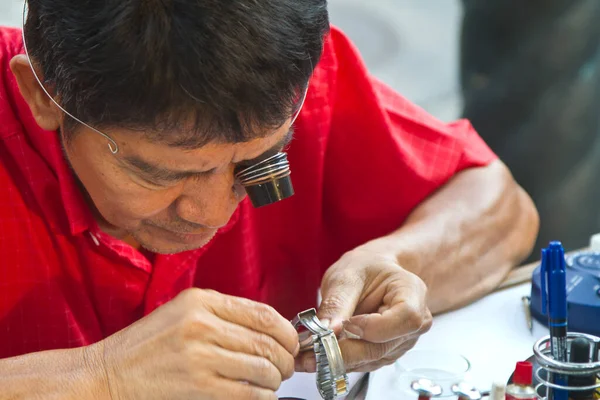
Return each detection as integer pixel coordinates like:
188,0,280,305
532,332,600,399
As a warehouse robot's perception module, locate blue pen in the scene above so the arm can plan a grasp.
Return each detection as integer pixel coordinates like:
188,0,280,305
541,241,568,400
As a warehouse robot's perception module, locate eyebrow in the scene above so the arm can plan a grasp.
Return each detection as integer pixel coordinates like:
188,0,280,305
122,128,294,183
235,127,294,168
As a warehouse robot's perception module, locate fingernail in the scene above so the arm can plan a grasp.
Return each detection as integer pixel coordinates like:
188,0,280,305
343,329,362,340
322,318,344,334
330,318,343,331
293,342,300,357
303,356,317,373
343,321,363,339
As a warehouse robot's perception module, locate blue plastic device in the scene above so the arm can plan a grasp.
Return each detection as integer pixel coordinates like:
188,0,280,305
530,249,600,336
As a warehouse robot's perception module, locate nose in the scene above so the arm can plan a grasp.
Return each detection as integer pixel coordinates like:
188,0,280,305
175,168,245,228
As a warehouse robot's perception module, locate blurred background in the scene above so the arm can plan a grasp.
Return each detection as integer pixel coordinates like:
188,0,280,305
2,0,599,262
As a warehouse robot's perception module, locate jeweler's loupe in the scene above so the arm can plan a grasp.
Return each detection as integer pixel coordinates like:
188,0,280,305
235,152,294,208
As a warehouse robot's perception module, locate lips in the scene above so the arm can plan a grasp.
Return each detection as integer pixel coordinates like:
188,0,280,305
147,224,215,245
167,231,212,245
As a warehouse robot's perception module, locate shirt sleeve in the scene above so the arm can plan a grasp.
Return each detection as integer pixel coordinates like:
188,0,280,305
318,27,497,267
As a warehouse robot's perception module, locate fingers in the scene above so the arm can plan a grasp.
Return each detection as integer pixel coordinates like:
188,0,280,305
344,306,431,343
295,336,419,373
341,337,419,372
209,376,278,400
349,340,418,372
317,267,365,332
339,336,413,371
294,351,316,373
206,346,283,391
183,289,299,357
349,356,398,373
201,314,295,381
344,280,431,343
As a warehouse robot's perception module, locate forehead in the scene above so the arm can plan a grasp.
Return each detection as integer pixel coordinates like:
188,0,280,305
105,119,293,170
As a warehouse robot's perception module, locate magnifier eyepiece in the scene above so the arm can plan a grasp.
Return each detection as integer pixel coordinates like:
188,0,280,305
236,152,294,208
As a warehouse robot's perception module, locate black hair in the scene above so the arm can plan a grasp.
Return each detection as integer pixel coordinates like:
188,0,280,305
24,0,329,147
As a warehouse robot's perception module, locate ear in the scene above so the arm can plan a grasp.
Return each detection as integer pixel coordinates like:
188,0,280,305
10,54,61,131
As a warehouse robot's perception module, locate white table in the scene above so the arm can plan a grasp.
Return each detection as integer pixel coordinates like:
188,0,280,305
277,283,548,399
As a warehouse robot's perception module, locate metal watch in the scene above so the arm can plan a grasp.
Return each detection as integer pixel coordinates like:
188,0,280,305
291,308,349,399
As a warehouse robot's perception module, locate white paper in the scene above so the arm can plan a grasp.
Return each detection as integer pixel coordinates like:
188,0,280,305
277,371,364,399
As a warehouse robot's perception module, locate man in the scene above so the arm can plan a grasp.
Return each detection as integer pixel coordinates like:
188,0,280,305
0,1,538,399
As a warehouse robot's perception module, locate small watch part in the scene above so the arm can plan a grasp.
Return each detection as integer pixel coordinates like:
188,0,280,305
451,382,482,400
410,378,443,398
291,308,349,399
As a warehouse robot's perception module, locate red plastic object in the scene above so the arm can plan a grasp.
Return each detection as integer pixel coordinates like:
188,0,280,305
513,361,534,386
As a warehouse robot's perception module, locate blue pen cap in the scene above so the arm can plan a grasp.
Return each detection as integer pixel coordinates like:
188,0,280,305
540,241,568,319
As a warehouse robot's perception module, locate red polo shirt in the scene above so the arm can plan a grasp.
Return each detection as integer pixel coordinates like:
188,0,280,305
0,26,496,358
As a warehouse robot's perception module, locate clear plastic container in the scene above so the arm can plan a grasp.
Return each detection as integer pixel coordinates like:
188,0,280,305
393,349,471,398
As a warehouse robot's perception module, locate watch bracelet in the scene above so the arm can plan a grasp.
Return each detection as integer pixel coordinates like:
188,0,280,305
315,335,350,399
291,309,349,399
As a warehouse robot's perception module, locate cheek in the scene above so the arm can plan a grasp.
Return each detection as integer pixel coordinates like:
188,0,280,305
71,155,178,223
100,184,176,222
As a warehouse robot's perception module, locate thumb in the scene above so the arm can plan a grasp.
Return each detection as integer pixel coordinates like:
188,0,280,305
318,275,363,334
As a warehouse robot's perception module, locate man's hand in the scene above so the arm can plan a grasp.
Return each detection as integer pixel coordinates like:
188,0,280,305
295,247,432,373
92,288,299,400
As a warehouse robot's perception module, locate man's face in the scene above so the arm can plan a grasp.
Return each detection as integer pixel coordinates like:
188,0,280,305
9,54,294,254
63,122,292,254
